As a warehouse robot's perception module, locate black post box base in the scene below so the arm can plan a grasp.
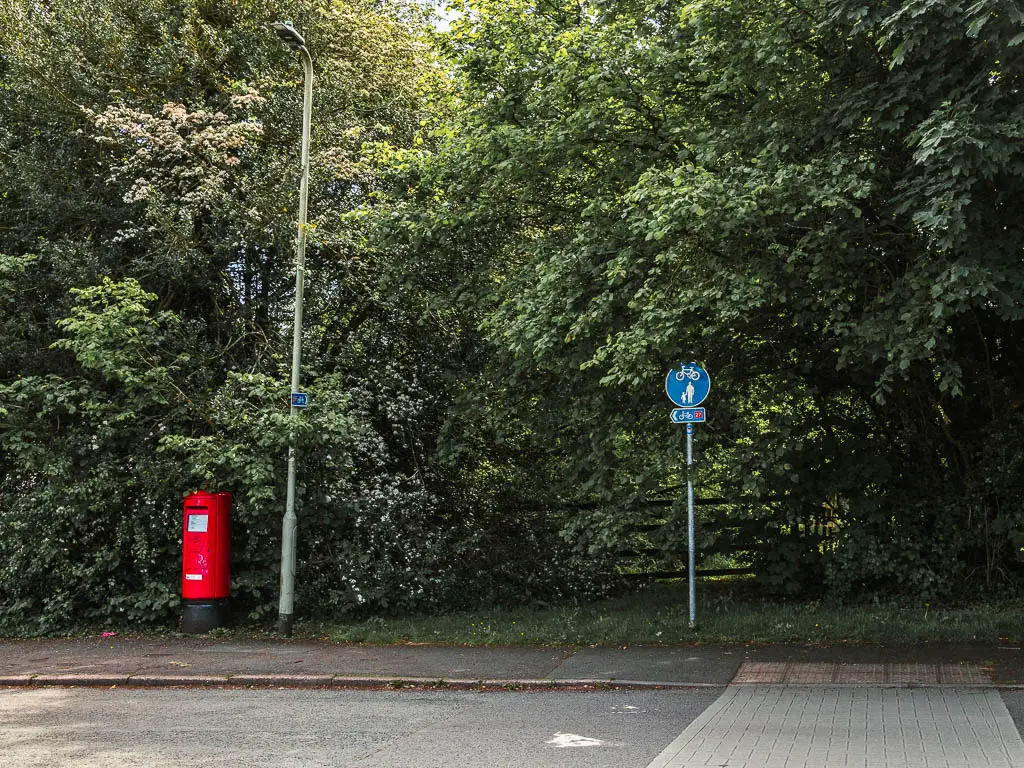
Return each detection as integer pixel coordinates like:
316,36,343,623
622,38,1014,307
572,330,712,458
181,599,231,634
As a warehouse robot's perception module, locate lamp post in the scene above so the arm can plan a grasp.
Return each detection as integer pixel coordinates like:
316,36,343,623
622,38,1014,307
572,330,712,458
270,20,313,637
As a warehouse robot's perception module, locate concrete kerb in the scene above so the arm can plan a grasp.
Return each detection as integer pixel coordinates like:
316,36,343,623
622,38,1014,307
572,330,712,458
1,673,716,691
127,674,234,687
335,677,714,691
0,675,38,686
227,674,334,687
30,673,131,687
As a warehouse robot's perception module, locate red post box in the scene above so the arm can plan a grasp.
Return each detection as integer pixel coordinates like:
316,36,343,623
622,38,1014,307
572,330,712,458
180,491,232,633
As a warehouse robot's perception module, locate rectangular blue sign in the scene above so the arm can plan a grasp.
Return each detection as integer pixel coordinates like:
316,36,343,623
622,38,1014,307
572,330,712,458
291,392,308,407
670,408,706,423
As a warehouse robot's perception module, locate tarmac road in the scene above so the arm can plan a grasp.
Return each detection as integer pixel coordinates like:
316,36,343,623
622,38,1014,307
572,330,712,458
0,686,723,768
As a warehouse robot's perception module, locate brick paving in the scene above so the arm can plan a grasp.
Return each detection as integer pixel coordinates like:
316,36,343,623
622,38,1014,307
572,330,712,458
733,662,991,686
646,687,1024,768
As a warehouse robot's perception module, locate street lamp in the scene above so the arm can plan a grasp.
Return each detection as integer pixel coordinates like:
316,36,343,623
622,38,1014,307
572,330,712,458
270,20,313,638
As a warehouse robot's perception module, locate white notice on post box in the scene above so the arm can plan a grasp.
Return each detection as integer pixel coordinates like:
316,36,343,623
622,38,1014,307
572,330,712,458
187,514,209,533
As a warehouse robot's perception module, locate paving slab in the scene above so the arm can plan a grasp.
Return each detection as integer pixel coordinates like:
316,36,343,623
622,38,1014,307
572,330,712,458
0,638,576,683
553,645,745,685
741,643,1024,685
645,687,1024,768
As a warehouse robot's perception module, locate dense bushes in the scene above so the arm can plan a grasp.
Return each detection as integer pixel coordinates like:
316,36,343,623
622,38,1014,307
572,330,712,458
0,268,606,635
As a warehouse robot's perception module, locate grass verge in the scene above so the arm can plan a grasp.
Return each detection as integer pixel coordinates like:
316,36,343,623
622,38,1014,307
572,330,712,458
317,580,1024,646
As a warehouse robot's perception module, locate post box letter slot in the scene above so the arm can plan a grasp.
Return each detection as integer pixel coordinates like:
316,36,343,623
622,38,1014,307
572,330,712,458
187,514,209,533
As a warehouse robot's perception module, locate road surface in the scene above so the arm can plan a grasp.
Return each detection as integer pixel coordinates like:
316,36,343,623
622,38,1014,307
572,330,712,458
0,686,721,768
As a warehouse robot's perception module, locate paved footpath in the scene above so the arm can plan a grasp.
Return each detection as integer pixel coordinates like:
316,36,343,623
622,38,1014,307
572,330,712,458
643,660,1024,768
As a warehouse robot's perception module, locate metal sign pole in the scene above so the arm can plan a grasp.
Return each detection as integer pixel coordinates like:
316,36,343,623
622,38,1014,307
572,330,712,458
686,423,696,628
664,361,709,631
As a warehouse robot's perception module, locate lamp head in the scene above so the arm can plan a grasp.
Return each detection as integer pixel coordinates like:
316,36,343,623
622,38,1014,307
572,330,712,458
269,21,306,51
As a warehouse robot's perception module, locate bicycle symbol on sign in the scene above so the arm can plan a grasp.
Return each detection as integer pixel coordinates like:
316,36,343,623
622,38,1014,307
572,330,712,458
674,365,702,382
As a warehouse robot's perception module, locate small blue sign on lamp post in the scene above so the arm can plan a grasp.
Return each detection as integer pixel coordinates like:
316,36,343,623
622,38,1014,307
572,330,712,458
291,392,308,408
665,362,710,629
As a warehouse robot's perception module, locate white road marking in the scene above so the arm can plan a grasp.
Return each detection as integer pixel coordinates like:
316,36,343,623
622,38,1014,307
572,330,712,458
546,732,605,748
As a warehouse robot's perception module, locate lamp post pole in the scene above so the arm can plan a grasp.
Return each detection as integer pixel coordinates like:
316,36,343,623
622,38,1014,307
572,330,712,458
270,21,313,638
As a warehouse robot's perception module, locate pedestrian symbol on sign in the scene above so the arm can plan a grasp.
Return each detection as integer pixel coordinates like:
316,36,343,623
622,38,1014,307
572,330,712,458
665,363,710,409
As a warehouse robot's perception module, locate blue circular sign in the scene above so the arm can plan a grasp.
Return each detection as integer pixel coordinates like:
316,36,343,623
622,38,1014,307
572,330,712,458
665,362,710,408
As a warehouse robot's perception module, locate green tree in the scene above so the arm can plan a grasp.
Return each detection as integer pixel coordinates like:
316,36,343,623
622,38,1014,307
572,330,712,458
384,0,1024,597
0,0,594,634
